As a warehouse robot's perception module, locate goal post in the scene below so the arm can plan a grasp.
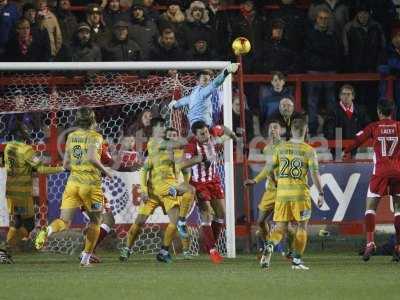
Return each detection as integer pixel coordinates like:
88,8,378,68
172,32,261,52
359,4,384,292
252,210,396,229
0,61,236,258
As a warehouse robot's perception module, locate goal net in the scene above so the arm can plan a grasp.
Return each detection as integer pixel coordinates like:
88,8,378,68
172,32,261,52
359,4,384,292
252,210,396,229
0,62,235,258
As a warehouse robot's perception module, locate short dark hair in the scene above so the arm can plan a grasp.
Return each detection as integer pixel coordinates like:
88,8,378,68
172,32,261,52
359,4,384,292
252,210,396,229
166,127,178,134
197,69,213,79
10,121,30,141
161,27,175,36
271,71,286,81
150,117,165,129
291,113,307,136
76,107,96,129
340,84,355,96
267,119,281,127
191,121,208,135
377,98,394,117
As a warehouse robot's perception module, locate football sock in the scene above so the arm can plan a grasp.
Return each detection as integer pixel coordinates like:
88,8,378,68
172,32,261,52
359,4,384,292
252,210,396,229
163,223,177,247
48,218,68,236
94,224,111,250
84,223,100,253
269,227,284,246
211,219,225,241
394,213,400,245
17,227,29,241
365,210,376,243
179,191,193,220
6,227,18,247
287,228,295,251
201,224,216,252
181,237,190,252
258,222,268,242
293,228,307,257
127,223,141,248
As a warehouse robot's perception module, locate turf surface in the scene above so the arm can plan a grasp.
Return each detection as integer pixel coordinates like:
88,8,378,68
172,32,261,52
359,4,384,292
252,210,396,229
1,252,399,300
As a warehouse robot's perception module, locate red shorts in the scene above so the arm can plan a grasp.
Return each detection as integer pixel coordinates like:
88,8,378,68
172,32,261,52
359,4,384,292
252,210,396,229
368,166,400,197
191,181,224,202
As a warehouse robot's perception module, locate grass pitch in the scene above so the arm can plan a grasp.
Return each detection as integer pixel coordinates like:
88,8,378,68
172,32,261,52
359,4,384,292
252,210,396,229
1,251,399,300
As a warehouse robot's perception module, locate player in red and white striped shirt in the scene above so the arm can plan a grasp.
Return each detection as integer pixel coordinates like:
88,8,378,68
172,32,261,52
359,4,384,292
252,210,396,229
183,121,236,263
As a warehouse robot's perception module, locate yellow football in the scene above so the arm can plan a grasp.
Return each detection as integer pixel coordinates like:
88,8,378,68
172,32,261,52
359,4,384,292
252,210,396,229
232,37,251,56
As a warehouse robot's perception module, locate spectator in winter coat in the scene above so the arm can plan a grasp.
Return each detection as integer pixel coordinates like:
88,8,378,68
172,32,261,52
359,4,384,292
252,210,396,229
128,1,158,59
148,27,185,61
304,7,342,136
258,71,293,127
268,0,307,53
258,18,300,74
0,0,21,55
308,0,349,40
323,84,370,159
343,5,385,73
378,32,400,119
158,0,185,46
59,22,102,62
35,0,63,57
181,0,214,50
1,18,51,62
85,3,111,47
102,21,142,61
185,39,219,61
103,0,130,29
230,0,266,73
56,0,78,47
141,0,159,22
206,0,231,58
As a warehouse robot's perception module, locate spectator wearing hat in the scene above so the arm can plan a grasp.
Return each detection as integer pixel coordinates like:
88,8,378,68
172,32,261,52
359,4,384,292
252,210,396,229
148,27,186,61
85,3,111,47
185,38,219,61
23,3,40,32
158,0,185,46
56,0,78,47
268,0,306,52
181,1,215,51
103,0,130,29
58,22,102,62
1,18,51,62
35,0,63,57
129,0,158,59
230,0,266,73
102,21,142,61
258,18,300,74
0,0,21,55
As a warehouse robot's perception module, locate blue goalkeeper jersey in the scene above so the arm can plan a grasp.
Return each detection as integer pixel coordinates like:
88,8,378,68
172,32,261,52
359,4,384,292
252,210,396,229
174,71,227,127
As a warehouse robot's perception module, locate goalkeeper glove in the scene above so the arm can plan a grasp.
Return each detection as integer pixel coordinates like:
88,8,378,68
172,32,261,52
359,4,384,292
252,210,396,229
168,100,177,110
226,63,239,74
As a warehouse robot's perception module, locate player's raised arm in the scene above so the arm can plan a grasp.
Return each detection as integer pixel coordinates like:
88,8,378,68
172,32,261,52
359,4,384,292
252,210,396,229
199,63,239,99
169,95,190,110
344,123,373,155
25,148,64,174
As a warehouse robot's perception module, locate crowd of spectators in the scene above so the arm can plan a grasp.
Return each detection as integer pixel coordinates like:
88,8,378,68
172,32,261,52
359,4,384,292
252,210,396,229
1,0,400,156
